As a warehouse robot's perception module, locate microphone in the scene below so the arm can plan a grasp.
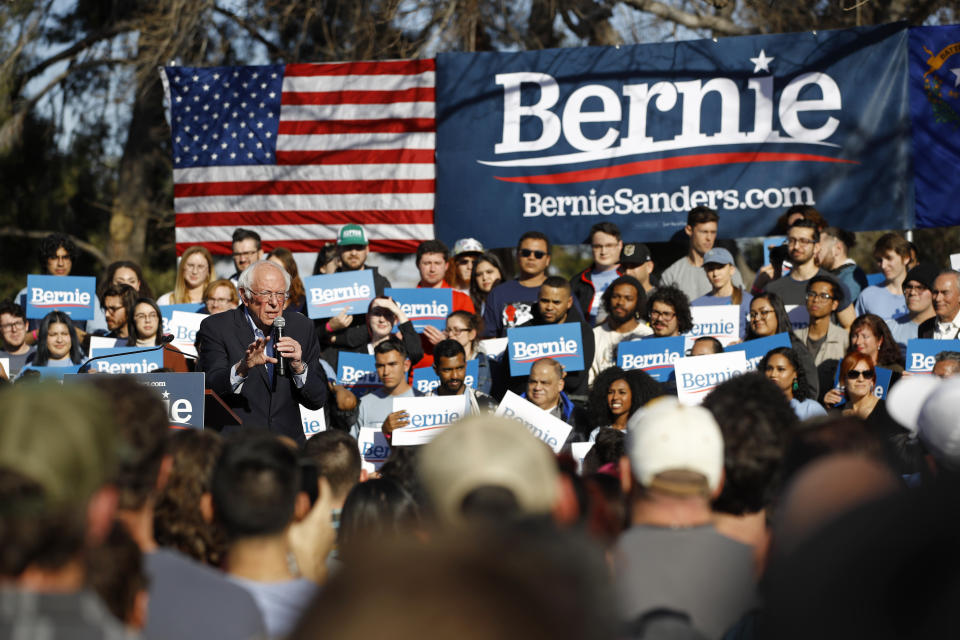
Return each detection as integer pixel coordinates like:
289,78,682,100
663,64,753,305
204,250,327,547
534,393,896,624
274,317,286,377
78,334,175,372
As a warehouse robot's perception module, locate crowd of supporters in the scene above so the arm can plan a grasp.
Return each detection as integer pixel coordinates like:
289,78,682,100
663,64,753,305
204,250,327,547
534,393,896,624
3,206,960,639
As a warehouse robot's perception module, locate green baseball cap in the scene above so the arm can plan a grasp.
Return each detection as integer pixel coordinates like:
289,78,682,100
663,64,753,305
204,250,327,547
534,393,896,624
0,381,119,509
338,224,368,246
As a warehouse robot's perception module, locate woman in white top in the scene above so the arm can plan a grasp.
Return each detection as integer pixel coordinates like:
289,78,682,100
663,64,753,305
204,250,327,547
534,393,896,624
157,246,215,305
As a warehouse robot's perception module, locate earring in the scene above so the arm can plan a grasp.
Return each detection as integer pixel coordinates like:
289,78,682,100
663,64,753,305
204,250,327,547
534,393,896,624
792,379,799,392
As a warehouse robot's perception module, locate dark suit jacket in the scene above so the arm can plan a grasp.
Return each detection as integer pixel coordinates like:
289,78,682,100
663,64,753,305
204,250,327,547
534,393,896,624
196,306,327,442
918,318,936,339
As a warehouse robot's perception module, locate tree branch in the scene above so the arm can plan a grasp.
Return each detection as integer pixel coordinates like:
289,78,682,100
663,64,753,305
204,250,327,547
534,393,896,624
618,0,757,36
21,25,127,84
213,5,283,57
0,228,109,266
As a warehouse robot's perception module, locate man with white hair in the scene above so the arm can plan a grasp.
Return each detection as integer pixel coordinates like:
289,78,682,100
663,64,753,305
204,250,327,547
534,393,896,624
614,398,756,638
197,259,328,442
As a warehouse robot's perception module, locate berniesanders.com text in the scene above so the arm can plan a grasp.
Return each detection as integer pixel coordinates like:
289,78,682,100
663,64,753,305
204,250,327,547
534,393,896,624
520,185,815,217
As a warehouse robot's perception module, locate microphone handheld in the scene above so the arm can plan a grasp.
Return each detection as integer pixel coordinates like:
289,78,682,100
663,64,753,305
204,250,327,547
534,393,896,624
274,317,286,377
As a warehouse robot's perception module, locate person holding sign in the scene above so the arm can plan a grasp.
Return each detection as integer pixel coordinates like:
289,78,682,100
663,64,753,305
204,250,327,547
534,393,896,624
24,310,83,367
196,260,328,443
824,354,903,447
691,248,752,339
357,339,421,438
589,276,652,384
414,239,476,368
428,339,497,415
745,292,819,400
445,311,494,395
523,358,589,438
644,285,693,338
759,347,826,420
323,297,423,375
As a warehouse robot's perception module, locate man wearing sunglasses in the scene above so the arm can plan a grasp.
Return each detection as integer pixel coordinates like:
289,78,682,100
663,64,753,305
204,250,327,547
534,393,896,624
482,231,558,338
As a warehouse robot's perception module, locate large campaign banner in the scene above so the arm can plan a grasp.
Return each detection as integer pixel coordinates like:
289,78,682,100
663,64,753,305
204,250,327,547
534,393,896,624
435,24,912,246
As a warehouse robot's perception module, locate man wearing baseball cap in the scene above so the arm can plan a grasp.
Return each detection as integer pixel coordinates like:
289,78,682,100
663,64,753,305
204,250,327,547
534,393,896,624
318,224,394,353
619,242,657,295
450,237,484,295
614,398,755,638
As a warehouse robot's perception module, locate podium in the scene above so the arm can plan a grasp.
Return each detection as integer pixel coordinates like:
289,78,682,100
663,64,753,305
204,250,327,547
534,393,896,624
205,389,242,431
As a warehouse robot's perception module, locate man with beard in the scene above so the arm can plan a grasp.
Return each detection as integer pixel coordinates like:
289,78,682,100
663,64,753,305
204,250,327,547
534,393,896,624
643,286,693,338
428,339,497,414
589,276,652,384
512,277,594,398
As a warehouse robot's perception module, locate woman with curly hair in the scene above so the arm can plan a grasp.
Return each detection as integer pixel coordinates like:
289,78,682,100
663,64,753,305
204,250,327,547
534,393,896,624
759,346,826,420
153,430,227,568
586,366,663,442
847,313,904,373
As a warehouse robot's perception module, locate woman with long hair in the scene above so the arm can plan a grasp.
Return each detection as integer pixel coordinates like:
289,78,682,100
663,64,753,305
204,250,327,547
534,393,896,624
267,247,306,313
128,298,190,372
100,260,155,300
847,313,904,372
759,346,826,420
25,310,83,367
469,252,504,316
157,246,215,305
745,291,820,399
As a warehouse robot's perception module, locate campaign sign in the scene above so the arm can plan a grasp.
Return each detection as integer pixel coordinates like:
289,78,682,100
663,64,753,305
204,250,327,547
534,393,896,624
831,366,893,405
337,352,381,397
87,336,120,357
26,275,96,321
304,270,375,319
159,303,205,335
390,395,468,446
687,305,740,349
617,335,684,382
495,390,573,453
412,359,480,393
906,339,960,374
300,405,326,439
506,322,584,377
674,351,747,406
358,427,391,473
18,365,80,380
169,310,205,358
64,371,205,428
785,305,810,331
726,332,792,372
87,346,163,374
384,288,452,333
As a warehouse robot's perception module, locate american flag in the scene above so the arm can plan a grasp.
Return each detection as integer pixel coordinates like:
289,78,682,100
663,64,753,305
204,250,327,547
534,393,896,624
163,60,436,255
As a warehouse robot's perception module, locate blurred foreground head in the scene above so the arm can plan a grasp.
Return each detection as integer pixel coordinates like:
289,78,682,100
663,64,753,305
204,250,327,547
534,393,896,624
291,528,616,640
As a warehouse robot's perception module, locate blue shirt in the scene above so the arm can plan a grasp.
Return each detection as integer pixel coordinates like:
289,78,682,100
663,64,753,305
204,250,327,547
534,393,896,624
855,285,907,321
790,397,827,420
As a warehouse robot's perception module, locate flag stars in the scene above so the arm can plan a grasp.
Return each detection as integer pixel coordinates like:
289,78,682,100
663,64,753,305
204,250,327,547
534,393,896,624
256,121,264,129
175,95,182,103
192,74,199,82
211,153,218,160
202,84,209,91
213,73,220,80
230,152,236,158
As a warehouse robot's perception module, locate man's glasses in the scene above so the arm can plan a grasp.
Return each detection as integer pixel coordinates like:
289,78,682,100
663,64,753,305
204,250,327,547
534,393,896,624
0,321,25,331
650,309,675,320
232,250,259,259
805,291,835,301
104,305,126,313
519,249,547,259
251,291,287,303
902,284,927,294
787,237,815,246
846,368,876,380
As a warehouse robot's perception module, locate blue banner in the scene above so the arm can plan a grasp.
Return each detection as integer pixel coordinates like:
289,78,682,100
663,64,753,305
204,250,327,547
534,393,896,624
304,270,376,319
911,25,960,229
507,322,585,376
25,275,97,321
18,365,81,380
412,359,480,393
159,303,204,335
87,346,163,374
726,332,792,371
384,288,452,332
336,352,381,397
906,338,960,373
617,335,685,382
435,24,911,247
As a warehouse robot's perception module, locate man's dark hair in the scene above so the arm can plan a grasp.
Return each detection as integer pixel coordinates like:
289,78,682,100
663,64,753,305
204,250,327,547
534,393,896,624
587,222,621,243
702,372,798,515
601,275,645,318
693,336,724,354
788,218,820,243
541,275,571,294
0,301,26,321
416,240,450,264
517,231,551,253
582,428,627,476
822,227,856,250
39,232,78,262
807,275,841,302
935,351,960,366
433,338,465,362
302,431,362,502
374,337,409,361
687,206,718,227
231,228,262,249
100,283,138,311
644,285,693,334
212,432,300,539
88,375,169,510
